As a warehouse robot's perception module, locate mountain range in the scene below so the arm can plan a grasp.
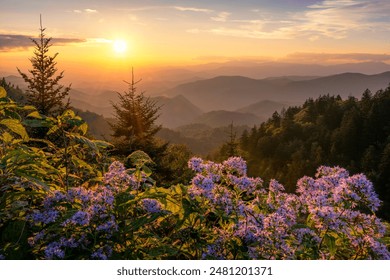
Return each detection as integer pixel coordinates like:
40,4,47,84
3,69,390,129
162,71,390,111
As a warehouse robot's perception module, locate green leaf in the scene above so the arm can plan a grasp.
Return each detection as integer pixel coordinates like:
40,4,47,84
127,213,162,231
0,86,6,98
71,155,94,173
68,134,98,151
94,140,113,149
47,125,59,135
62,110,76,118
21,105,37,111
325,234,337,257
127,150,154,167
26,111,42,119
1,131,14,143
23,119,47,128
79,122,88,135
142,165,153,177
0,119,29,141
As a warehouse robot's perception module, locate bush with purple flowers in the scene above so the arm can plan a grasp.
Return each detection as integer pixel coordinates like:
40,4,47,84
28,186,117,259
186,157,390,260
3,151,390,260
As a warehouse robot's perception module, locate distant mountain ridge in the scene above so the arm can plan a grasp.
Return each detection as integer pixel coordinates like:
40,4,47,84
162,71,390,111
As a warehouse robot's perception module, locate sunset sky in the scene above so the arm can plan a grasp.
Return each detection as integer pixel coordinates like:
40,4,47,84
1,0,390,86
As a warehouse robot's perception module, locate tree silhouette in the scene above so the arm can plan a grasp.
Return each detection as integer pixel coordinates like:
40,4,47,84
18,16,70,116
110,68,161,153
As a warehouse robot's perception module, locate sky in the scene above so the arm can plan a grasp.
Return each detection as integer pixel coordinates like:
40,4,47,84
1,0,390,86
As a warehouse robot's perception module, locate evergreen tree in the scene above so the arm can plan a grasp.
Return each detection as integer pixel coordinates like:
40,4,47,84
17,16,70,116
213,122,240,161
110,69,161,153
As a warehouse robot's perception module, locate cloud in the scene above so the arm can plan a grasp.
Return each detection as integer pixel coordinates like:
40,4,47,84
0,34,85,51
296,0,390,39
84,9,98,14
186,0,390,41
206,27,294,40
211,12,231,22
173,6,213,13
73,9,98,14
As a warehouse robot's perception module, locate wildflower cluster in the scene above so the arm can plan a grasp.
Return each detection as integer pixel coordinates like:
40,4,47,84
141,198,163,214
188,157,263,216
103,161,139,192
28,186,117,260
188,157,390,260
297,166,390,259
13,157,390,260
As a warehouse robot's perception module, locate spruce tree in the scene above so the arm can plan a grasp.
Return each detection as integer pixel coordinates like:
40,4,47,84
110,69,162,153
110,69,176,185
18,16,70,116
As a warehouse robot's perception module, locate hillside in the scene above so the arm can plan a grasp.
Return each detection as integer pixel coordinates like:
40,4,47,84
237,100,287,120
152,95,203,128
192,110,260,128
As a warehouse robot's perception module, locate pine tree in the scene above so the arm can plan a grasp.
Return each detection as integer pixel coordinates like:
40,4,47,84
17,16,70,116
110,69,162,153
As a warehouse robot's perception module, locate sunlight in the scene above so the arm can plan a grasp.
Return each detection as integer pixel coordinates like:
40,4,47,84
112,39,127,54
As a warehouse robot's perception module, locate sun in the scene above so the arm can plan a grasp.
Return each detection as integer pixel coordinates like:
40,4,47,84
112,39,127,54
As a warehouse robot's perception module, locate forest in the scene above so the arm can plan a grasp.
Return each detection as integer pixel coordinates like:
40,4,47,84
0,23,390,260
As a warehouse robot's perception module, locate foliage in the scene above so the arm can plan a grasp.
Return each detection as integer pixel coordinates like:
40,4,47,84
1,86,389,260
17,17,70,117
0,87,111,258
22,156,390,260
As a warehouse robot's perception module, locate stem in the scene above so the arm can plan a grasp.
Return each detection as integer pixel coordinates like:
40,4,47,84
62,130,69,192
317,226,329,252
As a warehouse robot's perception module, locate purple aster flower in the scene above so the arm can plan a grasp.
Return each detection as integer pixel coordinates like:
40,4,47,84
62,210,90,226
192,174,214,192
363,235,390,260
269,179,285,193
141,198,162,213
96,216,118,234
223,157,247,176
188,157,204,172
294,228,320,244
44,242,65,259
91,246,112,260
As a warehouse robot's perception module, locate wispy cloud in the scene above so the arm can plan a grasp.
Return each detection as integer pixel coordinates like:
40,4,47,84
207,27,294,40
186,0,390,40
173,6,213,13
294,0,390,39
211,12,231,22
0,34,85,51
73,8,98,14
